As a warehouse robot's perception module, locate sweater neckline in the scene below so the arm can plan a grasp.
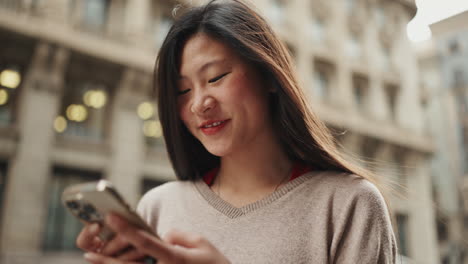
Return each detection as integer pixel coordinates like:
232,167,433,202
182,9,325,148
193,171,318,219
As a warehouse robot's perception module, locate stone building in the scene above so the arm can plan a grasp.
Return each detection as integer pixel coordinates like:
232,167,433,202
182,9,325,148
0,0,438,263
418,10,468,264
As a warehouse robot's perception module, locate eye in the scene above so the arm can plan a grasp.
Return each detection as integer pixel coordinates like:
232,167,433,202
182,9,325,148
208,72,230,83
177,89,191,96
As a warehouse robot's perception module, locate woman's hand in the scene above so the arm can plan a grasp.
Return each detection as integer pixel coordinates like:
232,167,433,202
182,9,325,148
76,222,138,260
83,213,231,264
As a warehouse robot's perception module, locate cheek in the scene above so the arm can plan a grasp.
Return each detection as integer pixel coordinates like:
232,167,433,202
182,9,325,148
228,74,268,112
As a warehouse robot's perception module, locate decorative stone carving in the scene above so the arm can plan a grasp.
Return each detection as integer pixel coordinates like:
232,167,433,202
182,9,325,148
378,2,401,47
25,42,69,94
345,0,371,34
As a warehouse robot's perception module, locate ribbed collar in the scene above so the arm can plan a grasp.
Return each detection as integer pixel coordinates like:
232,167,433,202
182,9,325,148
193,171,319,219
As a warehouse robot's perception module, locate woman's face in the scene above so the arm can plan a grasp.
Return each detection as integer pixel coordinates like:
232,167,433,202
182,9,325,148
177,33,273,157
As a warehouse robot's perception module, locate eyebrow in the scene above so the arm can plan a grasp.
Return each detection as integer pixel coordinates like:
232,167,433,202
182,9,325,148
179,59,227,80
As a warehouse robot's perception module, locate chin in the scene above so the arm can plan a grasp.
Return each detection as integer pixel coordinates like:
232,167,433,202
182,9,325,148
203,143,232,157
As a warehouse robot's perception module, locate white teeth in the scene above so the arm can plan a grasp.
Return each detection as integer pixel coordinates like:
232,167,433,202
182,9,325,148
204,121,223,128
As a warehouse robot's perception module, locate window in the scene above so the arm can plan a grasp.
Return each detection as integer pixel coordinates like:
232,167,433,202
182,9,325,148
313,69,329,100
153,12,173,48
82,0,110,31
267,0,285,26
56,81,110,141
346,33,362,59
352,73,369,110
151,1,174,48
43,167,101,251
380,45,392,71
396,213,410,256
345,0,356,13
449,39,460,55
375,6,386,28
56,54,119,142
311,18,326,44
141,178,167,196
136,101,165,149
0,65,22,126
0,0,20,11
384,84,399,120
144,120,165,150
361,136,380,160
313,59,334,101
454,68,465,88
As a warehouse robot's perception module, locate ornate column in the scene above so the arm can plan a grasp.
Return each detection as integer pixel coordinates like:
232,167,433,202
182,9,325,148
124,0,151,47
405,152,440,263
106,69,150,206
1,43,69,261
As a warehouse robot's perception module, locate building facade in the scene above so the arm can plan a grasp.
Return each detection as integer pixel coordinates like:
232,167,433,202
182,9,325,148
0,0,439,263
419,10,468,264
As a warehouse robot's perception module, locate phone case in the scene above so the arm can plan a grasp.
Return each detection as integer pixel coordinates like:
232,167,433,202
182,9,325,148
62,180,157,241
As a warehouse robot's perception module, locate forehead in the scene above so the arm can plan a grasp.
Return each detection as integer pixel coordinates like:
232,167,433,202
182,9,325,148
179,33,237,74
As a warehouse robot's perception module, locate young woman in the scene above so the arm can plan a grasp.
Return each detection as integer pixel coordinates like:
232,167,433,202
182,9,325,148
78,1,397,263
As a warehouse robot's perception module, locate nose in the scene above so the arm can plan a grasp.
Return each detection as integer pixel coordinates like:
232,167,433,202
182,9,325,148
191,92,216,115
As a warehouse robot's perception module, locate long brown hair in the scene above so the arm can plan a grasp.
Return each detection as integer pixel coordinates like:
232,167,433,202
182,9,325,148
155,0,375,185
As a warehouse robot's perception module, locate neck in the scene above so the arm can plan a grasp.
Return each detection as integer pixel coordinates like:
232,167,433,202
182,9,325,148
215,131,292,194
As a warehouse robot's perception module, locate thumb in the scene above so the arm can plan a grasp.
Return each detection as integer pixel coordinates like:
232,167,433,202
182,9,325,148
163,229,205,249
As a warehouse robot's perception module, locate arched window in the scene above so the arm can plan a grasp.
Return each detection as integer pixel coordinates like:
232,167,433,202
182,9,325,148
0,65,22,126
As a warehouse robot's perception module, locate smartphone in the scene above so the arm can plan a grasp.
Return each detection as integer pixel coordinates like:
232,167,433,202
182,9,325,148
62,179,157,241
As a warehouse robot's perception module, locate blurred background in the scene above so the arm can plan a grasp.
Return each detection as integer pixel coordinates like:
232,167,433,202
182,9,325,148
0,0,466,263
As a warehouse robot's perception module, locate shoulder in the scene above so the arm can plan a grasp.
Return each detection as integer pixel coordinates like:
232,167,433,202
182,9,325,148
137,180,193,215
317,172,397,263
309,171,385,201
304,171,389,218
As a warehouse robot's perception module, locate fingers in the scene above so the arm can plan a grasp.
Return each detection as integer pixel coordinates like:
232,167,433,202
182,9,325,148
117,248,147,261
164,229,205,249
77,223,103,252
84,252,141,264
100,235,131,256
106,213,173,262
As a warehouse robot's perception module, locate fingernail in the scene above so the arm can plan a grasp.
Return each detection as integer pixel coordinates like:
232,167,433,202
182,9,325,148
89,223,99,233
84,252,97,260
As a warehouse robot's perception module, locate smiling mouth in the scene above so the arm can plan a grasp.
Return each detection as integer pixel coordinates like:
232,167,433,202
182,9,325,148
199,120,230,135
202,121,225,128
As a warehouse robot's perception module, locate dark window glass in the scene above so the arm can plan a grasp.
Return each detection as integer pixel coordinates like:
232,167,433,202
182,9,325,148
0,65,22,126
449,39,460,55
57,80,110,141
454,68,465,87
313,59,335,101
43,167,101,252
396,213,409,256
82,0,109,31
385,84,399,120
151,1,174,48
352,74,369,110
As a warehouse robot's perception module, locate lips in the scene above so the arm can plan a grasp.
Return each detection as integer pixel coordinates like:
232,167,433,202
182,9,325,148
199,119,230,135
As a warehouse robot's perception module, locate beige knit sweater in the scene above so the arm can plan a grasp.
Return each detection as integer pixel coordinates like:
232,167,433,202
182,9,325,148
137,171,397,263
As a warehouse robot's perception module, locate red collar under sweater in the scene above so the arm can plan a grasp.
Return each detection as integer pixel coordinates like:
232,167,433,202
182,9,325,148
203,162,312,186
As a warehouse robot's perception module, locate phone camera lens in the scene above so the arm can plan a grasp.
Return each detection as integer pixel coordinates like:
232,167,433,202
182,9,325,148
78,211,91,222
66,201,80,210
83,204,96,215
